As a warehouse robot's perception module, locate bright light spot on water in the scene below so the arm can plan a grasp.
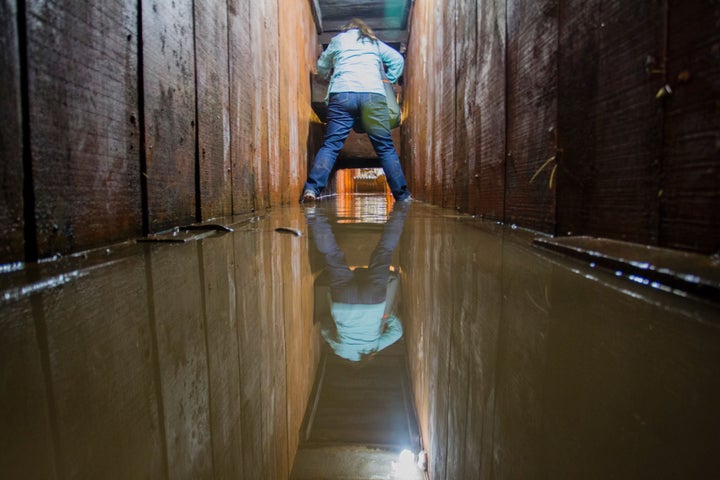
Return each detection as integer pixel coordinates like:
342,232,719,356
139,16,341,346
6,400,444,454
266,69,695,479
629,275,650,285
392,449,419,478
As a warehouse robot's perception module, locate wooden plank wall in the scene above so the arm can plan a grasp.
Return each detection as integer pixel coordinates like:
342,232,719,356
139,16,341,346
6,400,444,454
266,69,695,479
0,0,317,262
504,0,559,232
660,1,720,253
557,0,663,243
474,0,507,220
195,1,232,219
403,0,719,254
401,0,432,201
278,0,319,204
0,0,25,262
142,0,197,232
26,0,142,256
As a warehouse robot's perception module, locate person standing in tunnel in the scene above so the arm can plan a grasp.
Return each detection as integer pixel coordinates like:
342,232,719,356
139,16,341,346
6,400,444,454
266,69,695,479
301,18,412,203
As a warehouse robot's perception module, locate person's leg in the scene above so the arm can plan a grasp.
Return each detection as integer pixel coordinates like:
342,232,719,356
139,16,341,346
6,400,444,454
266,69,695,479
360,94,411,201
304,209,360,304
303,93,356,197
363,203,409,300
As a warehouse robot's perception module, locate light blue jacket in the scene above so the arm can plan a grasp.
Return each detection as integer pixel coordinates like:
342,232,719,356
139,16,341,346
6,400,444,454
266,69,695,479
322,301,403,362
317,29,404,97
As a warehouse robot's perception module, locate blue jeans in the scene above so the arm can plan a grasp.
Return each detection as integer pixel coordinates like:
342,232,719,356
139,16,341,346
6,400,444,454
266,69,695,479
306,203,408,304
304,92,410,200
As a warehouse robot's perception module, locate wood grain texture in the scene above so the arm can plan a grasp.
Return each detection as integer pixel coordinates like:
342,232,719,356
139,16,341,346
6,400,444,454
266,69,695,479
141,0,197,232
228,0,256,212
27,0,142,256
560,0,663,244
475,0,507,220
660,0,720,253
0,0,25,262
194,1,232,219
504,0,558,232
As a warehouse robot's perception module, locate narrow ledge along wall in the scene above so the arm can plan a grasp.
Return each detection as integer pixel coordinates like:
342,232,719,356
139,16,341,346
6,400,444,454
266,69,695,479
0,0,320,263
402,0,719,255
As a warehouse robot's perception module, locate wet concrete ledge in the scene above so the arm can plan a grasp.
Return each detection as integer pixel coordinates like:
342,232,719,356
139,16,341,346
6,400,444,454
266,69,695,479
533,236,720,304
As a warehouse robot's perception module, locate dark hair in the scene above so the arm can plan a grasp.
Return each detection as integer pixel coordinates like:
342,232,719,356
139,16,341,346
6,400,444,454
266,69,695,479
341,18,378,42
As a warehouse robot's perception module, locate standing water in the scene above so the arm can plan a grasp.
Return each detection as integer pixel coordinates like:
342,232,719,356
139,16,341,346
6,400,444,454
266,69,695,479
1,195,718,479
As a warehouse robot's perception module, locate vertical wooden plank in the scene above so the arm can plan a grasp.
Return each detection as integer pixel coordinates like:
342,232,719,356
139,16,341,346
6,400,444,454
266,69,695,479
556,0,601,237
194,1,232,219
475,0,507,220
247,1,267,211
228,0,256,212
148,243,213,478
27,0,141,256
453,0,477,213
407,0,436,202
661,1,720,254
198,238,243,479
263,0,281,207
142,0,196,232
277,1,295,205
0,298,56,479
44,255,163,479
564,0,663,244
440,0,456,209
430,2,449,206
504,0,558,232
0,0,25,262
278,0,318,204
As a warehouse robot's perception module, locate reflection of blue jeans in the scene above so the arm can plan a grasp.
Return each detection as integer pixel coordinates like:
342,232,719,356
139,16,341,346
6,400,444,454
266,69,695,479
304,92,410,200
307,204,408,304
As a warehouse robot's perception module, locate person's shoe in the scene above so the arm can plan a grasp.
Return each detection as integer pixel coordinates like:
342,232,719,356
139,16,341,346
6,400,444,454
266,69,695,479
301,190,317,203
398,195,413,203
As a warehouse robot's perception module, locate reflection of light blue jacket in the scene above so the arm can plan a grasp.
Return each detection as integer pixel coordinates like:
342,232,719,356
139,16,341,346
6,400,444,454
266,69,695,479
318,29,404,97
322,301,403,362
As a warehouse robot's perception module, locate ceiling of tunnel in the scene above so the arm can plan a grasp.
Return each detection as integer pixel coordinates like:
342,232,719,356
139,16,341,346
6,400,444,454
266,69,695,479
313,0,413,48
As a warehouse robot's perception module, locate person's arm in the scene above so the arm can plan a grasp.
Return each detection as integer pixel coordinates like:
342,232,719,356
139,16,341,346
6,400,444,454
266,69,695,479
378,42,404,83
317,39,338,79
376,314,403,352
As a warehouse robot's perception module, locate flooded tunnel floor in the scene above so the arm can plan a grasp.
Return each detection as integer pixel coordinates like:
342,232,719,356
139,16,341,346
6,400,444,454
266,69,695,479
1,194,719,478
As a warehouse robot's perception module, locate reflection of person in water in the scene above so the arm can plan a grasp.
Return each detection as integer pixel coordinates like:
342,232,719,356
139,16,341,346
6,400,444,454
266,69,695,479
305,203,408,362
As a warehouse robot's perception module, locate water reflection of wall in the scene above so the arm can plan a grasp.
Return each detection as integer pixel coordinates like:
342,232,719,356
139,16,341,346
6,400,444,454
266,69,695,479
399,215,720,479
0,214,320,479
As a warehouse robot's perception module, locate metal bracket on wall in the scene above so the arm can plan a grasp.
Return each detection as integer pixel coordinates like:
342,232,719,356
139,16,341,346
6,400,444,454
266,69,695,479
137,214,261,243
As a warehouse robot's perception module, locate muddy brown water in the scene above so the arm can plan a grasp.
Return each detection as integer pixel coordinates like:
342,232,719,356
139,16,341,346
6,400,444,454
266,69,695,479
1,195,718,479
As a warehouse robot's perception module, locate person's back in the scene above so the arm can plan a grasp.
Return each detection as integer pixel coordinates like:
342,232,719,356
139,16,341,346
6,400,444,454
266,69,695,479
301,18,411,204
319,30,402,97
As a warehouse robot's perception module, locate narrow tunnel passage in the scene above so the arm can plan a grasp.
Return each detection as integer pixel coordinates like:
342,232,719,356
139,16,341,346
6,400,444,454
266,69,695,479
1,0,719,478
